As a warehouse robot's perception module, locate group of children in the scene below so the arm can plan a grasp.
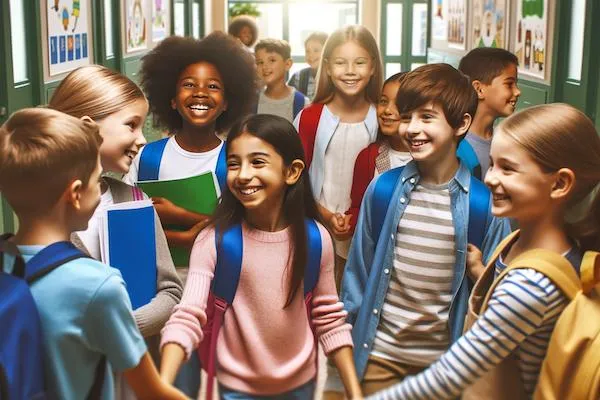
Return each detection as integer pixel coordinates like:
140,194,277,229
1,22,599,400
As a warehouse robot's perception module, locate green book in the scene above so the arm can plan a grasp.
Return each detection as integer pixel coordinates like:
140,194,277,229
138,172,218,266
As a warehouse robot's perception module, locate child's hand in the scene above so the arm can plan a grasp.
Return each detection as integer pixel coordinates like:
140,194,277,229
164,220,211,250
466,243,485,282
152,197,186,225
330,213,352,240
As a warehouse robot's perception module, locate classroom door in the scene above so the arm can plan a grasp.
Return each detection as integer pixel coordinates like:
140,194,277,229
553,0,600,123
381,0,429,78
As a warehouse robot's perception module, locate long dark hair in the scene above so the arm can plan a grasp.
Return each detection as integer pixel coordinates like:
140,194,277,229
212,114,323,307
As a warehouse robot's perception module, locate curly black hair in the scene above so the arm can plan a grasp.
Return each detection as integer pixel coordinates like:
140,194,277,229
228,15,258,46
139,32,258,134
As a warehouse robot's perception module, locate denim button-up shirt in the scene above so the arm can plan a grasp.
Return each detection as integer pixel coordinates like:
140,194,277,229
341,161,511,379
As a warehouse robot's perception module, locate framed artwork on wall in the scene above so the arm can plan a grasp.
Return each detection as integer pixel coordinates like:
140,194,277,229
513,0,549,80
471,0,509,49
431,0,467,52
123,0,149,54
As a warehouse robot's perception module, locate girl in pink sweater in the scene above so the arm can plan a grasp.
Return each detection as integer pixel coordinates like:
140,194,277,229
160,114,362,399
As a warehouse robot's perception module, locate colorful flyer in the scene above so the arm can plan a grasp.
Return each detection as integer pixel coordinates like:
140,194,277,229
45,0,91,76
472,0,508,49
514,0,548,80
126,0,149,53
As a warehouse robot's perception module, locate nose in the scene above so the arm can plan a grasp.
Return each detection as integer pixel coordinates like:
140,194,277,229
134,127,147,149
406,116,420,135
236,162,252,182
514,85,521,97
484,165,499,188
192,85,208,97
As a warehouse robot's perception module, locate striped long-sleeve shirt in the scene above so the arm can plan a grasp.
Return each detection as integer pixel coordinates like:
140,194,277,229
367,249,581,400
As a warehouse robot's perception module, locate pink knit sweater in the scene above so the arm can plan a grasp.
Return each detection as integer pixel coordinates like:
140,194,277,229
160,222,353,395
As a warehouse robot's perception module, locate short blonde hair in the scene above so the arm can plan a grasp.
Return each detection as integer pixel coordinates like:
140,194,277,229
0,108,102,215
498,103,600,251
48,65,145,121
313,25,383,105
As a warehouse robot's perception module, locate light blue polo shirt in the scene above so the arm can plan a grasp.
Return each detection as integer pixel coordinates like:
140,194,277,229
17,246,147,400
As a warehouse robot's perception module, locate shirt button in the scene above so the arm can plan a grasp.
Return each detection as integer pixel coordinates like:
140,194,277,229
373,309,378,315
401,177,406,183
400,197,406,204
384,268,390,274
363,343,368,349
410,178,416,184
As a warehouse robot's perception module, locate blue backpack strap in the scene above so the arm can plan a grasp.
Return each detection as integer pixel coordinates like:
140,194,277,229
457,140,482,180
372,167,405,244
292,91,306,120
137,138,169,182
468,177,490,250
213,224,243,302
215,143,227,193
304,219,321,296
25,241,87,284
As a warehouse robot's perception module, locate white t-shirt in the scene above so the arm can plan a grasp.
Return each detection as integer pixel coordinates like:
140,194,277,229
123,135,224,198
320,121,371,258
75,187,114,260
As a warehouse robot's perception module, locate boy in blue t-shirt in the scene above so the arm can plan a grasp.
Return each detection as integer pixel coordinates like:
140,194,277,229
0,108,186,399
457,47,521,180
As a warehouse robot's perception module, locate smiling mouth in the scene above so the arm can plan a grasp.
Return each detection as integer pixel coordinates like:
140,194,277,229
380,117,399,125
125,150,137,160
189,104,211,111
408,139,430,148
238,187,261,196
508,100,517,107
492,193,510,201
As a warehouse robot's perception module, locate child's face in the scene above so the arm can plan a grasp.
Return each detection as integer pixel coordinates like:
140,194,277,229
305,39,324,71
479,64,520,117
97,98,148,174
377,81,401,137
171,62,227,130
255,49,292,89
226,133,290,221
73,156,103,231
238,25,253,46
400,102,468,163
485,129,556,222
326,40,374,99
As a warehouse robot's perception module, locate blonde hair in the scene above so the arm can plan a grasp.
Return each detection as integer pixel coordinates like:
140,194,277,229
498,103,600,251
312,25,383,105
0,108,102,215
48,65,146,120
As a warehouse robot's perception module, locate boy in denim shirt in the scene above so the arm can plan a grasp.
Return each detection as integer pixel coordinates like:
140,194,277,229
324,64,511,398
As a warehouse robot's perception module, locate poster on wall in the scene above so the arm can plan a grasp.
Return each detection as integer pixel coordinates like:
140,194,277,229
514,0,548,80
126,0,148,53
447,0,466,49
46,0,91,77
472,0,507,49
432,0,447,40
152,0,169,42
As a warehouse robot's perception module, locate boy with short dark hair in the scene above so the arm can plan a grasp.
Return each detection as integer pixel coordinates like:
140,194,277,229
288,31,328,99
458,47,520,179
0,108,186,399
255,38,309,122
326,64,511,397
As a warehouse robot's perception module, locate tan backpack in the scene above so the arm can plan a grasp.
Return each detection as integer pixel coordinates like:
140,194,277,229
462,231,600,400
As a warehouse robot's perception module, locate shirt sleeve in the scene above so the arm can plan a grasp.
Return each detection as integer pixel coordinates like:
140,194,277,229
366,269,567,400
311,224,354,355
85,273,147,372
160,227,215,359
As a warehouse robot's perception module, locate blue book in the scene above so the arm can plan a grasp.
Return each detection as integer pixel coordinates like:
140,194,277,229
102,200,157,310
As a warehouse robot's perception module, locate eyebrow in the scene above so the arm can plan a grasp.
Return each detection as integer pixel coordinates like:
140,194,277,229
228,152,270,158
180,76,223,83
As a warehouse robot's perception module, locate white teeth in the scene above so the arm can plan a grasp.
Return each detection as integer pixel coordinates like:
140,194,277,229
410,140,428,146
189,104,209,110
240,187,260,195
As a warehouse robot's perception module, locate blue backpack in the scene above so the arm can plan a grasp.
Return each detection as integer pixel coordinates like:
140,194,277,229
198,219,322,400
137,138,227,191
456,140,483,180
371,167,490,251
253,90,306,120
0,235,105,400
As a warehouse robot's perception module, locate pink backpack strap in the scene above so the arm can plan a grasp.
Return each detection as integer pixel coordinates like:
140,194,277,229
131,186,144,201
202,297,228,400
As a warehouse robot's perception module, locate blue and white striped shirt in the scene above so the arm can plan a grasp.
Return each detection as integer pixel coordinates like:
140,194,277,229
367,249,581,400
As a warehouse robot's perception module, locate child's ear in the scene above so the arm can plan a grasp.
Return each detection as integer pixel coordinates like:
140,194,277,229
472,80,485,99
80,115,94,123
551,168,576,201
455,113,473,138
170,98,177,110
285,58,293,71
65,179,84,210
285,159,305,185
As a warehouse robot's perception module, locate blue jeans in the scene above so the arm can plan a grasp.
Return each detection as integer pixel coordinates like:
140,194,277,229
174,354,201,398
219,379,316,400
